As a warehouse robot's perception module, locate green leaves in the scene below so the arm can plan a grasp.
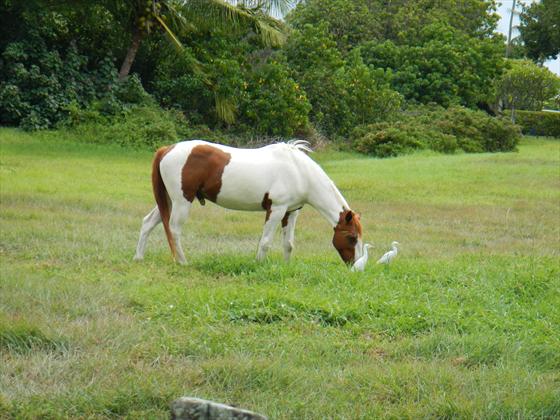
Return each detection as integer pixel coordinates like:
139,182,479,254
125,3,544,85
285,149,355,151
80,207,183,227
497,59,560,112
352,105,521,158
519,0,560,63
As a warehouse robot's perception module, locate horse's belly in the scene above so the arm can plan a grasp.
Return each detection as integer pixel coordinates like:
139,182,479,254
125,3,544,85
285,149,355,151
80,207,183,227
215,160,301,211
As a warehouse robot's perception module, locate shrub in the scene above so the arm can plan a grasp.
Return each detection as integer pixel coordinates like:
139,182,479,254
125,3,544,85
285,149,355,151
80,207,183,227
63,105,189,149
353,126,425,157
352,106,521,158
515,110,560,137
0,34,117,130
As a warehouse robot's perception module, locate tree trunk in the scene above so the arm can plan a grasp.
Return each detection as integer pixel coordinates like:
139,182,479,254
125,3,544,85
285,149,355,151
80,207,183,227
506,0,517,58
118,28,144,80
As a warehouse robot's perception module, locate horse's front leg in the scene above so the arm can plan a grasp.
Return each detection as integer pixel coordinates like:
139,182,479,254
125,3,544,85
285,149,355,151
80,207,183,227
281,209,300,262
257,205,288,261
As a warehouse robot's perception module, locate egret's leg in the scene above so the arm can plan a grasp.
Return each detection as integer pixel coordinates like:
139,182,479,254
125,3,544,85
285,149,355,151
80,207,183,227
134,206,162,260
169,199,191,265
257,205,288,261
282,209,300,262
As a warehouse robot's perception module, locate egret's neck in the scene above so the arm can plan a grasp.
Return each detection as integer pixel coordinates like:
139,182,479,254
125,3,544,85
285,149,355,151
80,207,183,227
305,162,349,227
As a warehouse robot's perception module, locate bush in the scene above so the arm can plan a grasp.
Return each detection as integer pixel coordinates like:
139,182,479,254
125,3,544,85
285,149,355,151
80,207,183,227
0,34,117,130
63,105,189,149
515,111,560,137
352,106,521,158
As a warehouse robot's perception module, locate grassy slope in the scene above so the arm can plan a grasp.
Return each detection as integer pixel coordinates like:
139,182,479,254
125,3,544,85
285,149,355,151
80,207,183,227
1,128,559,419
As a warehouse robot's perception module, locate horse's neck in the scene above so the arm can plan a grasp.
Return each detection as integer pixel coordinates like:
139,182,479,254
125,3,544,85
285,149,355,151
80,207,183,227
305,162,349,227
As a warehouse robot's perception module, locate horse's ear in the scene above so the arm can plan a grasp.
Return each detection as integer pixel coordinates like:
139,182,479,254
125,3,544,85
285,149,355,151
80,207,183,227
345,211,353,224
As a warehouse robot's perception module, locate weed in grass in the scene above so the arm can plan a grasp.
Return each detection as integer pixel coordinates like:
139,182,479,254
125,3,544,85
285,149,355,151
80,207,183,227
0,320,68,355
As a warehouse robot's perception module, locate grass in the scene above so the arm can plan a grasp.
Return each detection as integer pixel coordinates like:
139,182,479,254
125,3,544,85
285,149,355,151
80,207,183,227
1,127,559,418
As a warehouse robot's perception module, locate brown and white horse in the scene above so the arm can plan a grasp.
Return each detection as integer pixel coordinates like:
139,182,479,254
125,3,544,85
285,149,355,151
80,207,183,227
134,140,363,265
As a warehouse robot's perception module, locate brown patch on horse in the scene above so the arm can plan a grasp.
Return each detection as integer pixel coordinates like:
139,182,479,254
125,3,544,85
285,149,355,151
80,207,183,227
281,207,301,227
261,193,272,222
181,145,231,204
332,210,362,264
152,144,176,259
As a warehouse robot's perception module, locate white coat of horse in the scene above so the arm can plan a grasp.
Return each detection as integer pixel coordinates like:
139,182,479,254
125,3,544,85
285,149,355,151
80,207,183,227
134,140,363,265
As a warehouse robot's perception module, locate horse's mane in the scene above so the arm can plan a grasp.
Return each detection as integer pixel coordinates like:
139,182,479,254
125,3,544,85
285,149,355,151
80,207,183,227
286,139,313,154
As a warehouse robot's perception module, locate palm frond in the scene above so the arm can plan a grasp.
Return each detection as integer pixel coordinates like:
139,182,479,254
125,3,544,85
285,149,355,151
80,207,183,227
154,14,183,49
214,94,237,124
183,0,288,47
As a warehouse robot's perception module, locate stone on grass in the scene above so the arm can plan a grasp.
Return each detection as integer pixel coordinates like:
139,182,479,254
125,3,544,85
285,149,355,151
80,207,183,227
171,397,267,420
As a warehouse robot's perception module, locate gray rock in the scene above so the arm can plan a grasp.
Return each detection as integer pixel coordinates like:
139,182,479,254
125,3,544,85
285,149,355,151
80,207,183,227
171,397,268,420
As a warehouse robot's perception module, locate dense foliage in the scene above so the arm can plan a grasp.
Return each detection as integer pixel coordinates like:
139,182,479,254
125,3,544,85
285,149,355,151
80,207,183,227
288,0,505,109
0,0,546,154
519,0,560,63
0,30,117,130
515,110,560,137
496,59,560,112
352,106,521,158
284,23,402,137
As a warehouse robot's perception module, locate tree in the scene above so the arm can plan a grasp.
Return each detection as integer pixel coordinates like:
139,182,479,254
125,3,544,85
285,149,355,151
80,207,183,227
287,0,501,49
360,22,505,108
287,0,383,52
284,23,402,137
105,0,293,81
497,59,560,116
519,0,560,63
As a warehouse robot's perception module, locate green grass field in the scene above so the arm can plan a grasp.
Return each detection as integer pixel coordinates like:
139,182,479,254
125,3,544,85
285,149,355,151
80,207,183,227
1,128,559,419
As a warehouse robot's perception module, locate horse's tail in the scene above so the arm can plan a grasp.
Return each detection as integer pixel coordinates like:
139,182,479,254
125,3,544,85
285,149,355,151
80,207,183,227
152,146,176,259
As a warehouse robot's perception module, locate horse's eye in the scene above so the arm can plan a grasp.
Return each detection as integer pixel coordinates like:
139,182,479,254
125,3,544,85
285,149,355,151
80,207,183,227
347,236,358,245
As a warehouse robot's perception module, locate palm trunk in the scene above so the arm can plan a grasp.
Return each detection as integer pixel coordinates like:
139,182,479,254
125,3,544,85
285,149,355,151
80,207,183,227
118,27,144,80
506,0,517,58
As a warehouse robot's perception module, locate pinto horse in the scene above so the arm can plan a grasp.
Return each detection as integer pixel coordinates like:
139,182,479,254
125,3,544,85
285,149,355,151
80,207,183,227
134,140,363,265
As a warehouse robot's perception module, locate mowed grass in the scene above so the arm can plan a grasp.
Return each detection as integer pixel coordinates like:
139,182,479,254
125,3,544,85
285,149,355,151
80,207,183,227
1,128,559,419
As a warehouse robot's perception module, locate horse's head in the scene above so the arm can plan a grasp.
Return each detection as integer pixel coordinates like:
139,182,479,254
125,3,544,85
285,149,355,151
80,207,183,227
332,210,363,265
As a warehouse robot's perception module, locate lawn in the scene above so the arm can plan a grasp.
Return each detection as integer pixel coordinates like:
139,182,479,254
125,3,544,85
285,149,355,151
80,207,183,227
1,128,559,419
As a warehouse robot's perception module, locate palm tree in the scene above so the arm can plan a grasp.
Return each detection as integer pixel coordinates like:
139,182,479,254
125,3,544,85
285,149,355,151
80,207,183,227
506,0,517,58
115,0,295,80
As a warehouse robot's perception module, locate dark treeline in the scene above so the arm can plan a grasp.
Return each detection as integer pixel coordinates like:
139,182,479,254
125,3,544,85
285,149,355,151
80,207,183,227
1,0,558,155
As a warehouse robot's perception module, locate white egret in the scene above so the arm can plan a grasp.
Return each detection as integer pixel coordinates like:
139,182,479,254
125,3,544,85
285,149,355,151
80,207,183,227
377,241,399,264
351,243,373,272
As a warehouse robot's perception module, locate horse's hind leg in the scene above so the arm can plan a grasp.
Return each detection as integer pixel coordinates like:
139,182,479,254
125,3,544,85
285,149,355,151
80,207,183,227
257,205,288,261
134,206,161,261
282,209,300,262
169,198,191,265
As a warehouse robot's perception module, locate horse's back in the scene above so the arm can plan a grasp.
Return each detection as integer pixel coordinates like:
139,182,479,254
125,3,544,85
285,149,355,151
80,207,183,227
159,140,309,211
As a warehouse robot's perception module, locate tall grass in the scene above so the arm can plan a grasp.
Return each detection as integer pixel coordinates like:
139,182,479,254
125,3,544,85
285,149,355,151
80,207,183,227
1,128,559,418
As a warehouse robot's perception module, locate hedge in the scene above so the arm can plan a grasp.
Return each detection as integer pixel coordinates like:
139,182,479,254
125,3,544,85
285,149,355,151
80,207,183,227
515,110,560,137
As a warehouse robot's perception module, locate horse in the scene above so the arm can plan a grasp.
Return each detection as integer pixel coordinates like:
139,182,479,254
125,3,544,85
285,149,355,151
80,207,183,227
133,140,363,266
